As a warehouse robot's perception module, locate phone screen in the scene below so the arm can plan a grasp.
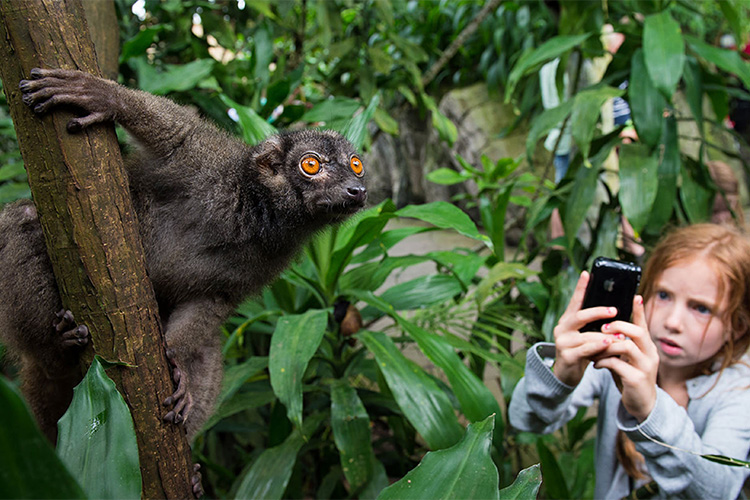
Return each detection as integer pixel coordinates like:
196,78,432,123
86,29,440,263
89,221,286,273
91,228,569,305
581,257,642,332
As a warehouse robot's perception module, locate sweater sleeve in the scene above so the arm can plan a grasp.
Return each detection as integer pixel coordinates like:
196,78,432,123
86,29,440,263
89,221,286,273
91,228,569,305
509,342,605,434
618,386,750,499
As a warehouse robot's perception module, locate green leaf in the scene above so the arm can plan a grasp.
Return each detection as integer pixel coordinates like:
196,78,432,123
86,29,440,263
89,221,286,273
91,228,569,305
683,58,704,134
498,464,542,499
234,414,324,499
0,181,30,204
397,202,491,249
479,187,511,259
397,319,501,426
0,377,85,499
374,107,399,136
120,26,162,62
377,415,499,500
340,256,430,292
427,250,487,288
680,162,713,223
427,168,471,186
643,11,685,98
368,46,394,74
570,86,623,163
618,143,660,234
253,26,273,86
564,162,600,249
326,201,394,290
201,388,276,432
330,380,388,496
686,36,750,89
537,440,569,499
359,330,463,450
629,49,667,148
590,208,621,263
0,160,25,181
345,93,380,150
432,109,459,147
219,94,278,146
269,310,328,428
421,94,458,146
476,262,538,303
646,116,679,231
505,34,591,101
379,274,463,310
219,357,269,404
525,100,575,163
718,1,743,47
57,357,141,500
300,97,362,123
701,454,750,468
139,59,216,95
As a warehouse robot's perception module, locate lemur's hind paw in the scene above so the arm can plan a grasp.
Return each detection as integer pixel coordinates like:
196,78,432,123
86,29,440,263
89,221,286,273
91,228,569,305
162,348,195,426
53,309,90,349
191,463,204,498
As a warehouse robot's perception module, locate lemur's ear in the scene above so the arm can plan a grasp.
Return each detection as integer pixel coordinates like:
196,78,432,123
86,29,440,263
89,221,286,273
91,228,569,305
252,135,284,175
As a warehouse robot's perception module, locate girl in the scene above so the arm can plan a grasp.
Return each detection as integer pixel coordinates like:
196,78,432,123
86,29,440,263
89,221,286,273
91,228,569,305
509,224,750,499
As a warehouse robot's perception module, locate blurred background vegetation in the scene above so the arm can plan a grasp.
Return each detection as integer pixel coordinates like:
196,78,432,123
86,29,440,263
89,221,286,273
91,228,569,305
2,0,749,498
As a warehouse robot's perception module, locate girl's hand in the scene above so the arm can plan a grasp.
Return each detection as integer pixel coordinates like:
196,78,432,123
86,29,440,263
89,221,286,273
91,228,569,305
593,295,659,422
553,271,621,387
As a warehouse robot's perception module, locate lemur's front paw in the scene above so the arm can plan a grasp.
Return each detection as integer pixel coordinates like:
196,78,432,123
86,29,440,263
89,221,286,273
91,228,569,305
162,348,195,426
53,309,90,349
19,68,114,132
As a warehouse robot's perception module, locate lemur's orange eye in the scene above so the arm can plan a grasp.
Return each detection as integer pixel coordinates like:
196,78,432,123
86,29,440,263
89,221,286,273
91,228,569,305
350,156,364,177
300,156,320,176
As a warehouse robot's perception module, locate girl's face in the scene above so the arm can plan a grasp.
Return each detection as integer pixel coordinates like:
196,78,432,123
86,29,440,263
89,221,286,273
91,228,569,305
645,257,728,381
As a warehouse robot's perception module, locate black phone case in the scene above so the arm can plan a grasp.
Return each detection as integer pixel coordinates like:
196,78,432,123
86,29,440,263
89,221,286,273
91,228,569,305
581,257,642,332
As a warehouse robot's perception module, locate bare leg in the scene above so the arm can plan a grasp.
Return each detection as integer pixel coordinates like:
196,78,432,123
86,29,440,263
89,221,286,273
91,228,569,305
550,208,565,250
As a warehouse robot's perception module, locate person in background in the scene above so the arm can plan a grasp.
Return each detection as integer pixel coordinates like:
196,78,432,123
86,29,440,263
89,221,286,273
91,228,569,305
707,160,744,227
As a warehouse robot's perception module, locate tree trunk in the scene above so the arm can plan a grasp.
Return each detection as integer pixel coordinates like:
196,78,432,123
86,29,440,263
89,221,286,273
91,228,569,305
82,0,120,80
0,1,194,498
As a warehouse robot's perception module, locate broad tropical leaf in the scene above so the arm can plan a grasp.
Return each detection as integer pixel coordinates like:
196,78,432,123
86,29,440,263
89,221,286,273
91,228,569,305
505,34,591,100
630,49,667,148
359,330,463,450
57,357,141,500
397,202,491,249
397,319,502,427
498,464,543,499
330,380,388,497
269,310,328,428
643,11,685,98
0,377,85,499
377,415,499,500
234,414,325,499
618,143,659,234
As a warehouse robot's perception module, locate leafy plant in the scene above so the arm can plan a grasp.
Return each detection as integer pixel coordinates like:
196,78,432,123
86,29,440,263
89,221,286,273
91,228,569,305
0,357,140,499
511,1,750,256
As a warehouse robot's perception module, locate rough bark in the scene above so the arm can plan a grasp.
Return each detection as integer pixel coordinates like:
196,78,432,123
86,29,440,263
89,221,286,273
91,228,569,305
82,0,120,80
0,0,194,498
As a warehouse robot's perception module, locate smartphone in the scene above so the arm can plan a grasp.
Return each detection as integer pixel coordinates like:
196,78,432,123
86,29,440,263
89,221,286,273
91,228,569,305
581,257,642,332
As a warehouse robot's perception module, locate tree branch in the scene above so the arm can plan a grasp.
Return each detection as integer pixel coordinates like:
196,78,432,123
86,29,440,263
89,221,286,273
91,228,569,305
421,0,503,88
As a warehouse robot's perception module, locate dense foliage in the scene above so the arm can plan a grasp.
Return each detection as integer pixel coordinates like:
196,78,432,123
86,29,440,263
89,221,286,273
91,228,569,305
1,0,749,498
